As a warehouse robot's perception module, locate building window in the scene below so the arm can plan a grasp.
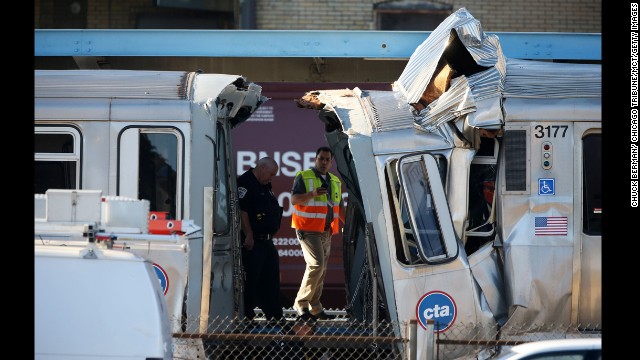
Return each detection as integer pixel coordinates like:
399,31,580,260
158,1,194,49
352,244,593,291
374,1,452,31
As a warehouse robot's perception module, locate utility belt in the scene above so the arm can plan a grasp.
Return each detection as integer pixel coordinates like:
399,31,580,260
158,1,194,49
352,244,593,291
254,233,273,241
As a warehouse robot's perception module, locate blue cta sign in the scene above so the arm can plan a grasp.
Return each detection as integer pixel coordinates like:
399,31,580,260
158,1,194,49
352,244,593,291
416,290,457,332
153,263,169,296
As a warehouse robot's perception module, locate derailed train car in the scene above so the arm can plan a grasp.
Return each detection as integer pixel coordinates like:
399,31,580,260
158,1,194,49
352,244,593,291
297,8,601,358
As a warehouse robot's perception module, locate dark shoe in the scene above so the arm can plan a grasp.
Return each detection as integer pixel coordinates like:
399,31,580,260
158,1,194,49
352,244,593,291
297,308,315,322
312,310,336,320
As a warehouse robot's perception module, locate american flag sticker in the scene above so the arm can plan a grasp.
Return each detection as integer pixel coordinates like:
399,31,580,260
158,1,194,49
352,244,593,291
534,216,568,236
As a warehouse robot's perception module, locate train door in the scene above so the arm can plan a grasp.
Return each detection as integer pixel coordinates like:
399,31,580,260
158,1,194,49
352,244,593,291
206,121,243,322
116,125,191,332
572,124,601,328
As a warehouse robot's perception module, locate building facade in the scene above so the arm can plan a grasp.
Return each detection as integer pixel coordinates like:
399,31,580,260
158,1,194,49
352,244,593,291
35,0,600,33
34,0,601,83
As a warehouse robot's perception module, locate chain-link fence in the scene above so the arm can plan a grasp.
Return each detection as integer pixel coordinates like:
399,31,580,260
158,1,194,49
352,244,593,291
432,321,602,360
173,312,406,360
171,313,601,360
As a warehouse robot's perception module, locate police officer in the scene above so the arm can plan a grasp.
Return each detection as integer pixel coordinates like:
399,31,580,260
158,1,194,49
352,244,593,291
238,157,284,324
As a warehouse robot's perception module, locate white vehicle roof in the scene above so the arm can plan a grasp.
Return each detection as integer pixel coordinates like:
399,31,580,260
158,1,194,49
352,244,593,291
495,338,601,359
35,243,144,260
35,244,172,360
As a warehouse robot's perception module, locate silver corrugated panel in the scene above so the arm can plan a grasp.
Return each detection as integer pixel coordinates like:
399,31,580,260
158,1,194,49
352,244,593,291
363,90,414,132
504,59,601,98
34,70,189,99
393,9,475,104
462,30,502,68
467,44,506,100
393,8,501,105
414,76,476,133
391,8,506,136
315,88,415,134
463,65,505,129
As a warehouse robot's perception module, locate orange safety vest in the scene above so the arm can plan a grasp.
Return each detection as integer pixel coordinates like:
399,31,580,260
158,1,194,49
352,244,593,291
291,169,342,234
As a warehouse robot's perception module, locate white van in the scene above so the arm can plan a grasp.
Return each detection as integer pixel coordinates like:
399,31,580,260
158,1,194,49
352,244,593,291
34,244,173,360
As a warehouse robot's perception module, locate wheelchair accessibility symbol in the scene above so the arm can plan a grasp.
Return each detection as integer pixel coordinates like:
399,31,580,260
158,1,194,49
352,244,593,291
538,178,555,196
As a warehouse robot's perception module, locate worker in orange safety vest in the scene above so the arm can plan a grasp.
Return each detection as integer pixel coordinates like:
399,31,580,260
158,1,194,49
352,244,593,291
290,146,345,321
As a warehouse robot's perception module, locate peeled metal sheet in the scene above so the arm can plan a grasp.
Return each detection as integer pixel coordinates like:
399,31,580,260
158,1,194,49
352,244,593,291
34,70,189,99
393,8,480,104
393,8,504,106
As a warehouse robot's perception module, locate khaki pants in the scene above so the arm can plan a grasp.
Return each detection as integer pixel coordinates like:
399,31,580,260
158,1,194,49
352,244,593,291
293,229,332,315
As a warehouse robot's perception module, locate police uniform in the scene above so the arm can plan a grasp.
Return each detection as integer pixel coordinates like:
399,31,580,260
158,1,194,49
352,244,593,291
237,167,284,322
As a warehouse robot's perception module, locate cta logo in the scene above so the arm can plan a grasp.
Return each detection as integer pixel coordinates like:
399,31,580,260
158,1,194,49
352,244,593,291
416,291,457,332
153,263,169,296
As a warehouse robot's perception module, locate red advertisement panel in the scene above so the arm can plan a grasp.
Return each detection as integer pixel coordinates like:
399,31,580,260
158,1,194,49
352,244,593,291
233,82,390,308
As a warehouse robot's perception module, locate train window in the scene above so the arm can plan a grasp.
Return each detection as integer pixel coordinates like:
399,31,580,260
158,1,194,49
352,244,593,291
138,132,179,220
214,123,230,234
582,133,601,235
389,153,458,265
34,127,81,194
402,160,445,259
387,160,421,265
